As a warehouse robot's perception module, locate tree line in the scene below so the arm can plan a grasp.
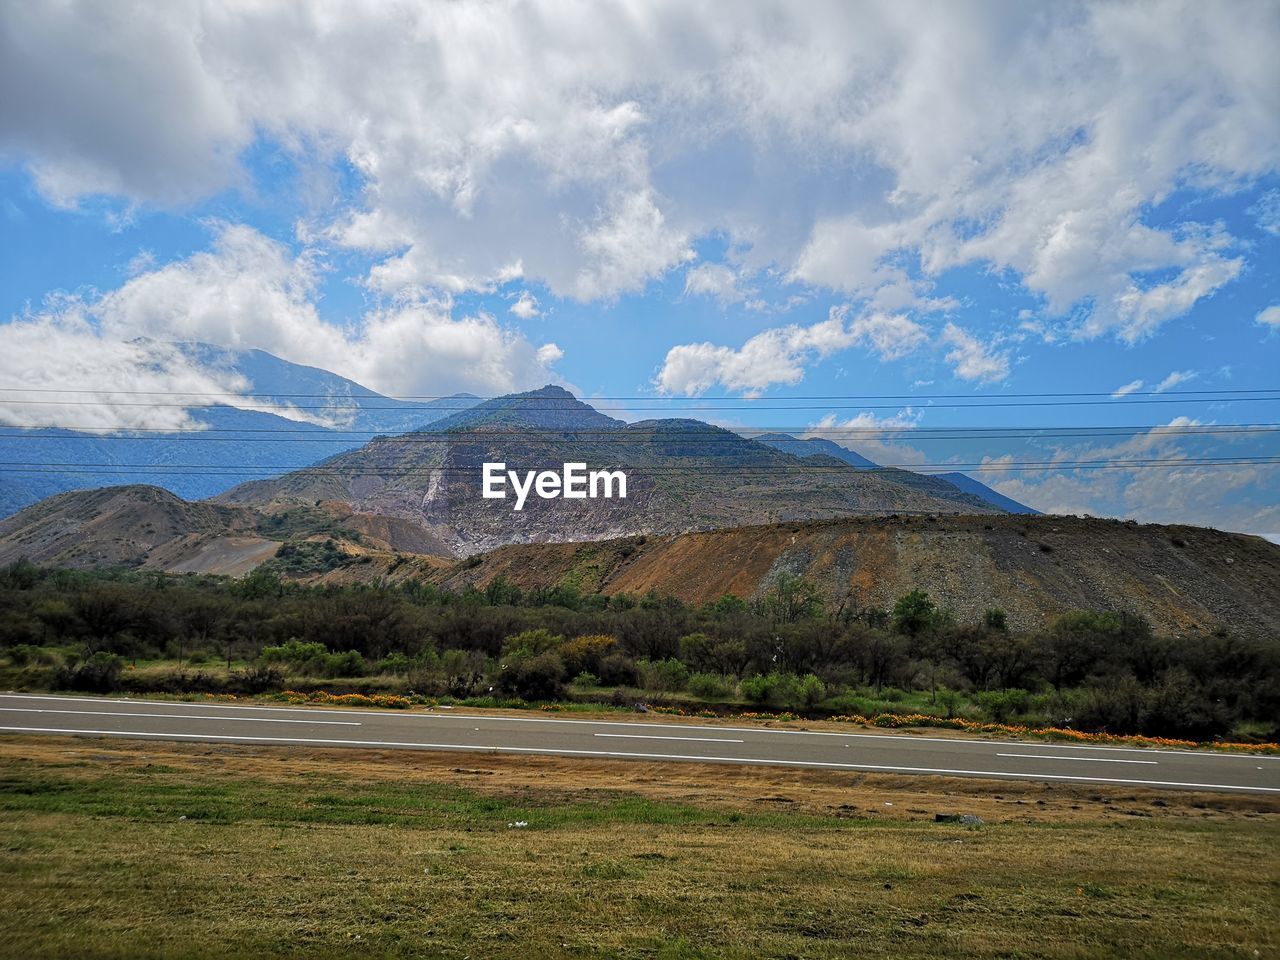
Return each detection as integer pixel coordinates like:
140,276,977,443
0,561,1275,740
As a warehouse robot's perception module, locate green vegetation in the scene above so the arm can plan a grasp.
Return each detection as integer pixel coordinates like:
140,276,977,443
0,743,1275,958
0,560,1276,742
259,539,356,575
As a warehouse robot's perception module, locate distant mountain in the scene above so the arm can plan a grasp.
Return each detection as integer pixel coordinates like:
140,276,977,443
934,472,1039,514
755,432,1037,514
217,385,1002,556
175,342,478,436
0,344,480,517
754,433,878,469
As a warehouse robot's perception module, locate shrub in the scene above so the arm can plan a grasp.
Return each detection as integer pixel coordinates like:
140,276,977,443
230,663,284,694
571,671,600,689
6,644,57,667
54,652,124,693
687,672,731,700
793,673,826,709
498,651,566,701
637,657,690,692
377,652,416,675
559,634,618,675
260,639,367,678
598,652,639,686
974,688,1031,723
502,629,565,657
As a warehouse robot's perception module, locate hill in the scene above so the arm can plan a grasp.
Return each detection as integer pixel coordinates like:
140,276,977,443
423,513,1280,635
754,432,1038,514
0,344,479,517
216,386,1001,555
0,485,454,574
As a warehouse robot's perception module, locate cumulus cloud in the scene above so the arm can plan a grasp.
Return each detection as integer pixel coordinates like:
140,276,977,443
510,291,541,319
1112,379,1144,398
940,323,1009,383
804,409,927,466
0,224,566,428
0,312,249,430
1153,370,1197,393
655,306,927,395
1257,305,1280,328
982,419,1280,536
1,0,1273,325
683,263,743,304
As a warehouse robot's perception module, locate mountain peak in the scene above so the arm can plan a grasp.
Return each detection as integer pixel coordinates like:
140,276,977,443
523,384,577,399
424,385,623,433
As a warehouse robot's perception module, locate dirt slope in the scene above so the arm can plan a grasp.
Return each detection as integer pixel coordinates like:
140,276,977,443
428,514,1280,635
0,486,261,570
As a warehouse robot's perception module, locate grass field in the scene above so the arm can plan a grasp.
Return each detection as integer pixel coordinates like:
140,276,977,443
0,736,1276,959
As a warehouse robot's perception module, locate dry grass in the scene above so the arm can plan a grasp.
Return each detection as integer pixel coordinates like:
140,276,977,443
0,735,1277,959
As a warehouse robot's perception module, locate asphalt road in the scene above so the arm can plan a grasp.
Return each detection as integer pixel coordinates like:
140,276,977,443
2,692,1277,795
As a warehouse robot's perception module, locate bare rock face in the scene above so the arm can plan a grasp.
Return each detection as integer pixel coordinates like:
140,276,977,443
426,514,1280,636
215,386,1000,555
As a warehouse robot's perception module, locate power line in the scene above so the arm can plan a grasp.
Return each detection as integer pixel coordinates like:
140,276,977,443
0,386,1276,401
1,424,1277,440
2,397,1279,412
2,456,1275,476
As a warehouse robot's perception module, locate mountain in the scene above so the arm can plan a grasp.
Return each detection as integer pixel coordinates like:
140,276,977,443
216,385,1002,556
0,485,264,572
754,433,878,469
0,344,479,518
755,432,1038,514
934,471,1039,514
0,484,454,574
424,513,1280,636
5,485,1275,639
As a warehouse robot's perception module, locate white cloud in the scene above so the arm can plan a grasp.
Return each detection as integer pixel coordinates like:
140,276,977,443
1153,370,1197,393
573,190,694,301
1257,305,1280,328
0,312,250,430
1,0,1272,322
655,305,927,395
1112,379,1144,398
804,409,926,466
982,419,1280,536
683,263,742,304
510,291,541,319
1249,190,1280,236
846,310,927,361
0,224,566,428
940,323,1009,383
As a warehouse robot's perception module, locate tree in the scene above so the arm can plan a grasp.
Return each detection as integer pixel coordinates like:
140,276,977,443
758,574,823,624
891,590,939,638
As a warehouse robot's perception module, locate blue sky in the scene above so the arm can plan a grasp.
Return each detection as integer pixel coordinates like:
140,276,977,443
0,1,1277,534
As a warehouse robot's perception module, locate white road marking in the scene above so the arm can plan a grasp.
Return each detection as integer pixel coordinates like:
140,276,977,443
1,693,1274,762
996,753,1156,765
0,707,359,726
591,742,747,747
1,725,1275,794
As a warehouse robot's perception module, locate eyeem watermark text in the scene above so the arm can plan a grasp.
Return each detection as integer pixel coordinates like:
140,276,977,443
482,462,627,511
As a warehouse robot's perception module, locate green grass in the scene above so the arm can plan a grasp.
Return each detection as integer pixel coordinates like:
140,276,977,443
0,747,1277,959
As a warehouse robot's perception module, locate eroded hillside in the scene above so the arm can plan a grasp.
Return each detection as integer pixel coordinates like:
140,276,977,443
426,514,1280,635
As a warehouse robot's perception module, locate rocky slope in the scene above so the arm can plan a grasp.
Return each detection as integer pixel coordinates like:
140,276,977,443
0,485,451,574
424,513,1280,635
217,386,1000,555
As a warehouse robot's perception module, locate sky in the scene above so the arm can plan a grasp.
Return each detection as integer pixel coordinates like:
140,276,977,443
0,0,1277,535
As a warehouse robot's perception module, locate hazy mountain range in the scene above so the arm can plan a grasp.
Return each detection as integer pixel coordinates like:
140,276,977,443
0,344,478,517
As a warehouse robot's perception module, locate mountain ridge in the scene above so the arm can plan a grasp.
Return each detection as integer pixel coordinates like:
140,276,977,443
215,386,1004,555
